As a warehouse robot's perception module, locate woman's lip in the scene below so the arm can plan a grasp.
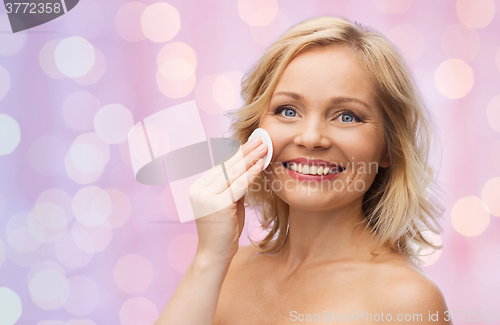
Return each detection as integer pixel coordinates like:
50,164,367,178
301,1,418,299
284,158,340,168
282,163,343,182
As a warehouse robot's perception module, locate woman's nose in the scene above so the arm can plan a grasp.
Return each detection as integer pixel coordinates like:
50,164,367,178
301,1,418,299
293,118,331,150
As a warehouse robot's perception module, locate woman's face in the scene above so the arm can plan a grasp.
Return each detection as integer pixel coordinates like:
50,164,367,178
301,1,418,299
257,45,389,212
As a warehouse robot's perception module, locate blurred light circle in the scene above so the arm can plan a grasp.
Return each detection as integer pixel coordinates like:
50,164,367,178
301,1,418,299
418,230,443,267
441,23,480,61
114,254,153,293
62,91,101,132
0,15,27,55
490,139,500,174
5,240,43,267
72,47,107,85
35,189,73,223
29,269,69,309
141,3,180,43
374,0,413,13
116,2,147,42
196,71,243,115
106,188,131,228
63,276,99,316
157,42,197,70
94,104,134,144
387,24,424,63
71,143,105,173
167,234,197,274
72,220,112,253
65,133,110,184
481,177,500,217
0,240,5,267
72,186,112,227
0,114,21,156
55,36,95,78
434,59,474,99
456,0,495,28
28,202,68,243
64,0,103,40
487,95,500,133
39,39,66,79
156,67,196,98
28,135,67,176
6,212,42,252
238,0,278,26
249,12,289,47
119,297,158,325
159,59,194,82
55,232,94,269
66,320,96,325
0,287,22,325
451,196,490,236
0,65,10,101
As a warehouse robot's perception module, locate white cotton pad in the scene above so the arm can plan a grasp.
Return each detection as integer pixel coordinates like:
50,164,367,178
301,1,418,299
247,128,273,170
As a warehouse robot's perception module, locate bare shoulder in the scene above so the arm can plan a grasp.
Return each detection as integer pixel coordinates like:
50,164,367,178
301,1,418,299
365,254,451,324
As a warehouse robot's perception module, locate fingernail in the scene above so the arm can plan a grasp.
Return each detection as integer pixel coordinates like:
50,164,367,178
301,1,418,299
249,137,260,145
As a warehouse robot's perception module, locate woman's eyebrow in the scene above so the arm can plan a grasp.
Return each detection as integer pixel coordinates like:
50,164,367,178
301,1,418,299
272,91,371,110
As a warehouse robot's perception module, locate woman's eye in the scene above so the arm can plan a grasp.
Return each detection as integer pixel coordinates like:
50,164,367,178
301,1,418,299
274,106,297,118
336,111,362,123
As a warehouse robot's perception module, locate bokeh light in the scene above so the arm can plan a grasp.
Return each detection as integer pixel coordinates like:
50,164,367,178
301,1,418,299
0,114,21,155
94,104,134,144
72,186,112,227
441,23,480,61
0,64,10,101
456,0,495,29
0,287,22,325
157,42,197,70
114,254,153,293
39,39,66,79
63,276,100,316
55,37,96,78
28,201,68,243
29,269,70,310
115,2,147,42
487,95,500,133
62,91,101,132
418,230,443,267
434,59,474,99
238,0,278,26
451,196,490,236
157,59,196,98
105,188,132,228
119,297,158,325
167,234,197,274
6,212,42,252
0,15,27,55
54,232,94,269
249,11,289,47
374,0,413,13
196,71,243,115
72,220,112,253
481,177,500,217
28,135,67,176
72,47,107,85
65,133,110,184
141,3,181,43
386,24,424,63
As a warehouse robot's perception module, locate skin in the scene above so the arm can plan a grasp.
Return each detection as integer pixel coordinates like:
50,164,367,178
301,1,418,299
212,45,451,324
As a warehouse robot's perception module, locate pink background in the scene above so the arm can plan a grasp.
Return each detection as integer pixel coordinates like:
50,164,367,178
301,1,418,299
0,0,499,324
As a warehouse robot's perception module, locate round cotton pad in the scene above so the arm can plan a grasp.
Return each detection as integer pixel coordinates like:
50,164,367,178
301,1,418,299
247,128,273,170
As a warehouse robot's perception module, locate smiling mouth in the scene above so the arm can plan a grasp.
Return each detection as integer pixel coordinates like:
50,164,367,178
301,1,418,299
281,162,345,176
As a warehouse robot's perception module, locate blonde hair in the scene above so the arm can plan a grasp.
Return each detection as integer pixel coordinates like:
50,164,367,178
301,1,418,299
224,16,445,265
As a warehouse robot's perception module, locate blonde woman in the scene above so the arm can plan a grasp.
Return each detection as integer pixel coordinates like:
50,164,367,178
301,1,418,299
155,17,451,325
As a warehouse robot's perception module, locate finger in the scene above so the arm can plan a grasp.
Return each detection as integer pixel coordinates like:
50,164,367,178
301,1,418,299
225,157,264,203
197,137,262,187
212,142,267,194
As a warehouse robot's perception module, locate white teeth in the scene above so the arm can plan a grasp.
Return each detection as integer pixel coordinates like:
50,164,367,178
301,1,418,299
285,163,342,176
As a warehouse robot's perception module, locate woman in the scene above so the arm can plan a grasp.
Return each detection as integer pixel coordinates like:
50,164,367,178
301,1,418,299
155,17,451,324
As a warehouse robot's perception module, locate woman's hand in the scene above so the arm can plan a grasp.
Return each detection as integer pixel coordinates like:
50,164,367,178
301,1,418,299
189,137,268,265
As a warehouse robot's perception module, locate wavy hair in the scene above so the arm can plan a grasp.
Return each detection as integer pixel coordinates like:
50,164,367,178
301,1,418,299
224,16,445,265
